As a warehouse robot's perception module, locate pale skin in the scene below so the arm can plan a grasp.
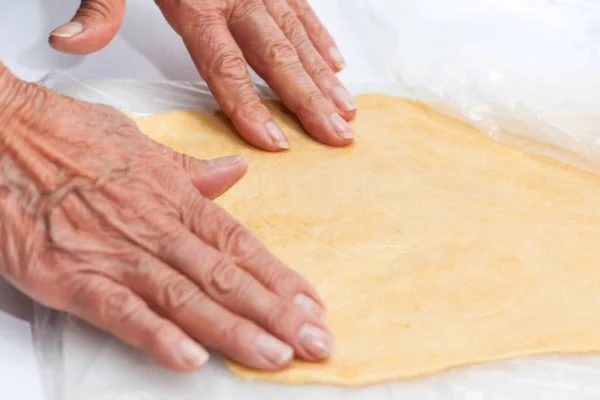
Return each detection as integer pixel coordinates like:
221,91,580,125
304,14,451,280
1,0,355,372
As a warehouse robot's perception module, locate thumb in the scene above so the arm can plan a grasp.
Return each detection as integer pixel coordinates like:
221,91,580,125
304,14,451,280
49,0,125,55
180,154,249,200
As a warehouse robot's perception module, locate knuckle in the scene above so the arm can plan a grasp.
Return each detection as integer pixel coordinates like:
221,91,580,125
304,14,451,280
177,154,200,178
168,148,184,165
219,320,249,346
266,41,299,67
123,255,155,285
158,225,192,256
220,94,264,120
307,63,334,84
103,289,144,324
145,320,173,348
305,18,327,40
262,302,292,333
278,10,305,41
265,261,303,293
161,277,202,314
229,1,263,23
207,258,244,295
296,90,326,115
183,193,212,230
287,0,310,16
167,2,222,37
211,50,248,80
220,222,256,259
65,275,100,311
292,34,314,54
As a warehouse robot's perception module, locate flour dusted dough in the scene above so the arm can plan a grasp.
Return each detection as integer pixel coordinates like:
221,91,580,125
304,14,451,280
134,95,600,387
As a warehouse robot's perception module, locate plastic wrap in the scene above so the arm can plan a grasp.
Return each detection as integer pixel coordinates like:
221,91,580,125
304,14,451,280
347,0,600,174
32,0,600,399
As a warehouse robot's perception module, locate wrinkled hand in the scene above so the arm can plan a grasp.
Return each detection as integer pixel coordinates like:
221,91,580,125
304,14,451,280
49,0,356,151
0,67,332,371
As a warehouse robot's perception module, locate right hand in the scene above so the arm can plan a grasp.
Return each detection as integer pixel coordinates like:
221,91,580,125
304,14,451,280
0,66,332,372
49,0,357,151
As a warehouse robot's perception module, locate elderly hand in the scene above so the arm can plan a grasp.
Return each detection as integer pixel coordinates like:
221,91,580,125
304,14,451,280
0,66,332,371
50,0,356,151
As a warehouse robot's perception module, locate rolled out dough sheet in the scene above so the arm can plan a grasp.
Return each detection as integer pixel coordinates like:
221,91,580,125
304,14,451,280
134,95,600,387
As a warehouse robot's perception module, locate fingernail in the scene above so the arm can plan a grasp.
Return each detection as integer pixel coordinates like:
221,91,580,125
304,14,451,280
299,324,332,359
329,47,347,70
50,21,84,38
331,86,356,112
266,122,290,149
207,155,244,168
178,339,210,368
293,294,324,319
256,333,294,365
329,113,354,139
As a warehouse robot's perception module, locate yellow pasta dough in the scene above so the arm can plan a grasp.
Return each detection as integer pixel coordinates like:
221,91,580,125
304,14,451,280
134,95,600,387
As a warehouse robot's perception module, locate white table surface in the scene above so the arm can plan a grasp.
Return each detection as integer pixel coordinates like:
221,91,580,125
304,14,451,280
0,1,382,399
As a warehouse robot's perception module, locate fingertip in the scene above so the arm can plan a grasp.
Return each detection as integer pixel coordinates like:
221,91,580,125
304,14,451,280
206,154,248,171
298,323,333,361
142,320,210,372
330,86,357,121
265,122,290,150
151,335,210,372
49,30,113,55
299,114,353,147
231,118,291,152
177,338,211,370
328,46,347,72
255,332,295,370
50,21,84,38
328,113,354,141
293,293,325,320
339,108,357,121
49,21,120,54
192,155,249,200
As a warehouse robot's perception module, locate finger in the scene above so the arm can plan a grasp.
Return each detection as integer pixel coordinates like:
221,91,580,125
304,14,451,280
119,252,296,370
286,0,347,72
184,155,248,200
154,216,331,361
65,274,209,372
264,0,356,120
172,12,290,151
49,0,126,55
229,5,354,146
185,195,325,309
157,143,248,200
171,193,333,360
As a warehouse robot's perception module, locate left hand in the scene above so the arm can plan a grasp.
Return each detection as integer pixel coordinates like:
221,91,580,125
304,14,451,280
50,0,357,151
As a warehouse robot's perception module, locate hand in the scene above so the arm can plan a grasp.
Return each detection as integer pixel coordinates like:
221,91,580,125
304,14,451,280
0,66,332,371
49,0,356,151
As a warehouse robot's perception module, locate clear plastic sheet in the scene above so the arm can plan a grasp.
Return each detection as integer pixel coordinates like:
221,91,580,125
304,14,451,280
348,0,600,174
32,0,600,398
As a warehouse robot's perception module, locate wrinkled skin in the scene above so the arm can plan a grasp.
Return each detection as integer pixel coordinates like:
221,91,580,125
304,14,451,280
49,0,357,151
0,67,333,372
